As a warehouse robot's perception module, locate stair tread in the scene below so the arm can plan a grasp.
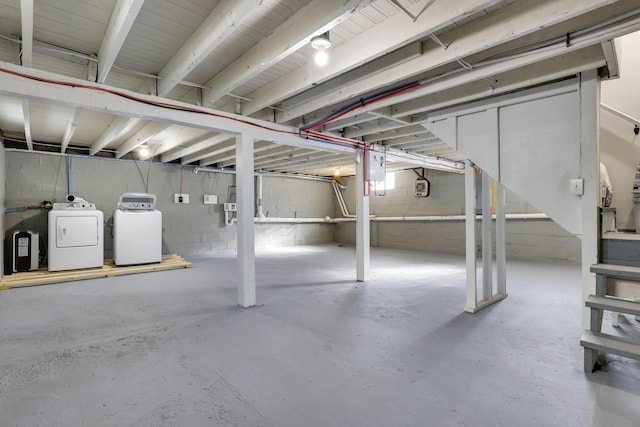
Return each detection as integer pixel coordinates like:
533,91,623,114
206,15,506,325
590,263,640,280
581,330,640,360
586,295,640,315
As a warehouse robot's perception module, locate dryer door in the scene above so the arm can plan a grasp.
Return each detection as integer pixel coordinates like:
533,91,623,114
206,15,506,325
55,216,99,247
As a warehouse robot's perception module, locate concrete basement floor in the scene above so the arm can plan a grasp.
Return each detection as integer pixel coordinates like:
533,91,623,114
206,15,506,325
1,244,640,426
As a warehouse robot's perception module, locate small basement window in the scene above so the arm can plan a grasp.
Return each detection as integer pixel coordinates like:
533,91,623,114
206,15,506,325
371,172,395,191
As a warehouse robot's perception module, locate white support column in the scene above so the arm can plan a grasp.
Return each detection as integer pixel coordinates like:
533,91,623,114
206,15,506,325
579,70,600,329
481,171,493,302
464,160,478,312
496,181,507,296
236,133,256,308
355,150,370,282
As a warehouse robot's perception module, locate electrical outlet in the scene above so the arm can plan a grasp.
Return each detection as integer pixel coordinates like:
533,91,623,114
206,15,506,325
203,195,218,204
174,193,190,204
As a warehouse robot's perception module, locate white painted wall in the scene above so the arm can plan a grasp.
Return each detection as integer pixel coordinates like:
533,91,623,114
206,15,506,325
601,31,640,230
0,142,5,279
334,169,580,262
4,151,336,260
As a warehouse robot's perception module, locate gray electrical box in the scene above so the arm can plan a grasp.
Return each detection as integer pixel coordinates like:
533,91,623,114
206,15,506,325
414,179,430,197
366,149,386,181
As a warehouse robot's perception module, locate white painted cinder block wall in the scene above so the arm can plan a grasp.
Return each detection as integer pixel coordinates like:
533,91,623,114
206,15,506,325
3,150,335,259
601,31,640,231
334,169,580,262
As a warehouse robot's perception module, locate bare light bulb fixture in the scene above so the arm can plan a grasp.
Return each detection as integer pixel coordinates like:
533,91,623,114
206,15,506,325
138,144,149,157
311,32,331,66
310,32,331,50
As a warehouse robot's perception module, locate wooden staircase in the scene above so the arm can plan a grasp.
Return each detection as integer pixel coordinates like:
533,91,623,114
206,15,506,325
582,263,640,372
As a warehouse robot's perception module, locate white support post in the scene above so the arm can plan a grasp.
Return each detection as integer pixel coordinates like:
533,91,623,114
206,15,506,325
580,70,600,329
356,150,370,282
236,133,256,308
481,171,493,303
464,160,477,313
496,181,507,297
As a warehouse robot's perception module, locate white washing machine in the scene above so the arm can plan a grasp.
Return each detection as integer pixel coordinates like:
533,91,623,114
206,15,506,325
113,193,162,266
48,197,104,272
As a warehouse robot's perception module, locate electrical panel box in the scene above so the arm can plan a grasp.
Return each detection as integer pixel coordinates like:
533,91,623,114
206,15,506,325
204,195,218,205
366,149,386,182
414,179,431,197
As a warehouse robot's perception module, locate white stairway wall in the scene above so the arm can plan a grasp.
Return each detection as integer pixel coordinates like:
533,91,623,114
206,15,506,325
601,31,640,231
427,81,583,235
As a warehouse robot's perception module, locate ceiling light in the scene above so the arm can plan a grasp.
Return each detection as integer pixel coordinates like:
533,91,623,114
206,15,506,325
314,50,329,66
138,144,149,157
310,32,331,50
333,168,341,177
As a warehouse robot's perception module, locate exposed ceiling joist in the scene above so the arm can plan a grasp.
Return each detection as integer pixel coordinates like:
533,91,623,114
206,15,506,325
117,122,172,158
97,0,144,83
90,116,134,155
170,134,234,164
157,0,258,97
203,141,276,168
19,0,33,67
61,108,78,153
21,100,32,151
225,0,503,117
276,0,638,124
406,46,609,123
201,0,374,107
19,0,33,150
323,113,377,132
363,125,432,143
178,139,236,165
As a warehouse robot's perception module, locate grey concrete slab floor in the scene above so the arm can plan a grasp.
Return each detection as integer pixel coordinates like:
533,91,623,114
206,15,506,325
1,244,639,426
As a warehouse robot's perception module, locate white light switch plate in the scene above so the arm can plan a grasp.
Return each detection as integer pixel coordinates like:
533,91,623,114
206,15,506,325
569,179,584,195
174,193,190,204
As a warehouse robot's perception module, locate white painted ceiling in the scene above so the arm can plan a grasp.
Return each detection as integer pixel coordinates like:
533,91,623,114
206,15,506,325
0,0,639,177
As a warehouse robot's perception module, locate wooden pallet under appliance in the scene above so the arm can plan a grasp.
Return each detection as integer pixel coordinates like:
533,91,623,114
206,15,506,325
0,254,192,290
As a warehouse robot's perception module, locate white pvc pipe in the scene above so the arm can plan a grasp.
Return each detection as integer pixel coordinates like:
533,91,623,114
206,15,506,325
256,175,266,219
263,213,550,224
